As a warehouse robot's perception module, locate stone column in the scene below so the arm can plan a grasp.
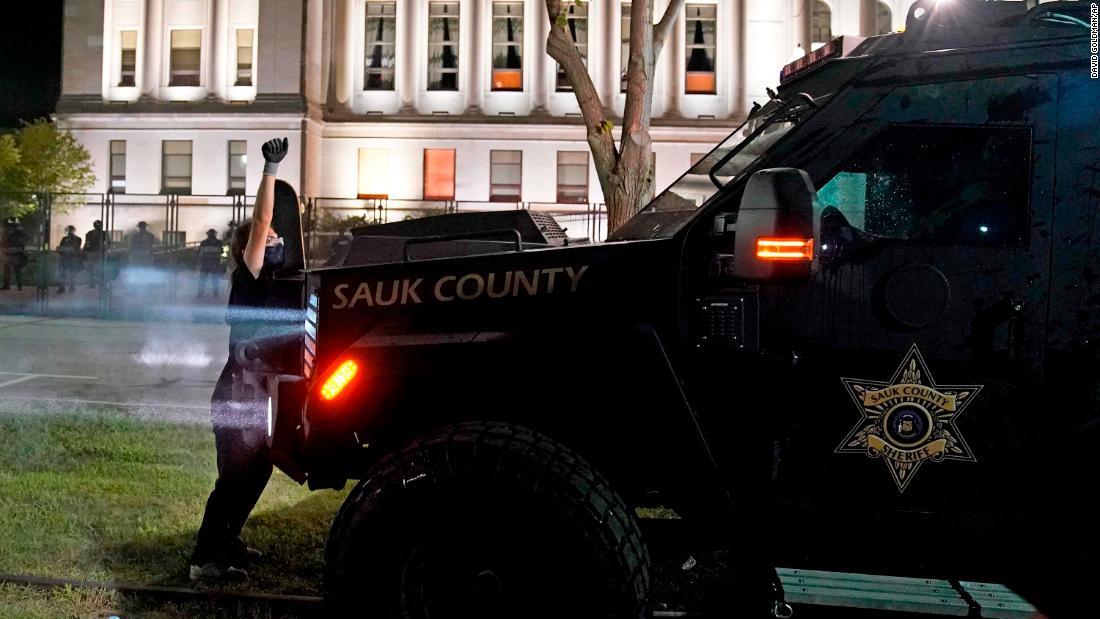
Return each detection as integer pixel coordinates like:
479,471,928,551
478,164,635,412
792,0,812,57
860,0,878,36
664,0,681,118
400,0,418,111
335,0,354,108
732,0,746,117
142,0,164,98
207,0,222,98
531,0,547,112
465,0,484,113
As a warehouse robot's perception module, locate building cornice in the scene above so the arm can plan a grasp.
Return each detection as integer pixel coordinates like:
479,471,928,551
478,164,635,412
54,93,307,117
320,107,746,130
53,113,303,131
319,119,737,143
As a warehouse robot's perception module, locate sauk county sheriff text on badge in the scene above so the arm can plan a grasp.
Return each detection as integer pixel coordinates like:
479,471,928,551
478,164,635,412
332,266,590,309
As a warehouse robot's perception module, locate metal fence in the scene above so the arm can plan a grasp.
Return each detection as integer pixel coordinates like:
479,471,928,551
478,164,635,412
1,191,608,318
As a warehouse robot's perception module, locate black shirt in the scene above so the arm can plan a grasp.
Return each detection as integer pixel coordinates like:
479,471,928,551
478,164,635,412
226,265,273,352
84,229,107,253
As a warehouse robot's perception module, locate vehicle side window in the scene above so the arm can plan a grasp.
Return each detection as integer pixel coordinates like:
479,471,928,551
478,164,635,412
816,125,1031,254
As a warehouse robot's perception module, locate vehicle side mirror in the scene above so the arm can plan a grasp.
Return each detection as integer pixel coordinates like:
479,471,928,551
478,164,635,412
732,168,817,283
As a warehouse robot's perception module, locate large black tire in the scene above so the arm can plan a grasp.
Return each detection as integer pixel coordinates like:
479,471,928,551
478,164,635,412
324,422,650,618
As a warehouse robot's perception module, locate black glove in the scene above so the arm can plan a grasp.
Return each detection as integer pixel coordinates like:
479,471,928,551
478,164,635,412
262,137,288,175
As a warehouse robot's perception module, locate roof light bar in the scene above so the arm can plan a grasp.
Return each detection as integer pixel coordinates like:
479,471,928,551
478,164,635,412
780,35,866,84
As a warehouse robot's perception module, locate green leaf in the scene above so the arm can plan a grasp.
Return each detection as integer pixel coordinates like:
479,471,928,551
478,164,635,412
1,119,96,218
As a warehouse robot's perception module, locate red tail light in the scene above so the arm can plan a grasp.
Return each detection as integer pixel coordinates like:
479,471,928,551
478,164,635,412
320,359,359,401
756,237,814,261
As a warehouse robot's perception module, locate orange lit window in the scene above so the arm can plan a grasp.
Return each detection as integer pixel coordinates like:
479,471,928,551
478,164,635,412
491,2,523,91
684,5,716,94
423,149,456,201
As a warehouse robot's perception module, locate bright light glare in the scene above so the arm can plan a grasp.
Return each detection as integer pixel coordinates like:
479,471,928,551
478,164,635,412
321,360,359,400
757,237,814,261
979,225,989,234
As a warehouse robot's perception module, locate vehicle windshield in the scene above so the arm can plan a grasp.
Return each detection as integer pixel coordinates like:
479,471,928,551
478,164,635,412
647,112,803,214
611,98,812,241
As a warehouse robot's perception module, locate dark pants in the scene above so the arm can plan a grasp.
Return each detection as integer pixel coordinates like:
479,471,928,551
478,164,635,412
197,269,221,296
191,359,273,566
85,253,103,287
1,261,22,289
59,263,78,291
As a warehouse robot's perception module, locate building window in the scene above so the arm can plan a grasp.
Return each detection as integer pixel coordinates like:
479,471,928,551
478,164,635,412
162,140,192,194
365,2,396,90
620,3,630,92
423,149,456,201
491,2,523,91
358,148,390,199
119,31,137,87
555,2,587,92
812,0,832,45
228,140,247,195
490,150,522,202
428,2,459,91
685,5,716,94
876,2,893,35
557,151,588,204
235,29,253,86
169,30,202,87
109,141,126,193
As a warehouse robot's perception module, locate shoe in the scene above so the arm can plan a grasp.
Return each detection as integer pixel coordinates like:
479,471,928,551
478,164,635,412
189,562,248,583
0,285,9,290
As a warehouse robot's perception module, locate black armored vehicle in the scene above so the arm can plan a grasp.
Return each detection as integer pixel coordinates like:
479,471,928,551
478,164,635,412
250,1,1100,616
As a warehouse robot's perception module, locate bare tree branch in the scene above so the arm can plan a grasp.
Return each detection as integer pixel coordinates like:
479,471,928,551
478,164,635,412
653,0,687,59
621,0,654,158
547,0,684,230
544,1,618,172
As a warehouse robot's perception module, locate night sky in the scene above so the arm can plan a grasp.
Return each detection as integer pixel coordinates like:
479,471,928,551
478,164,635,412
0,0,64,128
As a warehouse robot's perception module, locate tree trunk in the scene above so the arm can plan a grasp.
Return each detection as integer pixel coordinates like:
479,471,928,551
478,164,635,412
604,141,654,233
545,0,685,235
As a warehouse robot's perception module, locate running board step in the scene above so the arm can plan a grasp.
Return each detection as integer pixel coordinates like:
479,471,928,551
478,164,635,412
777,568,1039,618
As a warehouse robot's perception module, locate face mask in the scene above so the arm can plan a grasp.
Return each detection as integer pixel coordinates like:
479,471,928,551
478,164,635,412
264,240,285,268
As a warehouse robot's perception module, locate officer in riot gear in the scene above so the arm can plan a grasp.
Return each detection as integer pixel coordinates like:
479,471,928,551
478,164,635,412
56,225,82,293
1,219,28,291
83,220,108,288
197,228,225,298
129,221,155,266
190,137,289,583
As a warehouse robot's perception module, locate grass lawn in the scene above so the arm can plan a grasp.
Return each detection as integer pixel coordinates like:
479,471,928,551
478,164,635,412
0,410,348,618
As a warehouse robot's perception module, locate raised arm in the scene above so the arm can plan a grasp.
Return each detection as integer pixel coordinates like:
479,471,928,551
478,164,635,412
242,137,288,278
